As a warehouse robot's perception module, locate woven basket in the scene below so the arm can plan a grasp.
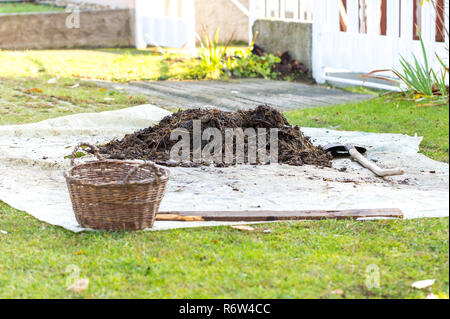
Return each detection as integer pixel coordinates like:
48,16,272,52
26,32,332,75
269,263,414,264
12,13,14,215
64,143,169,231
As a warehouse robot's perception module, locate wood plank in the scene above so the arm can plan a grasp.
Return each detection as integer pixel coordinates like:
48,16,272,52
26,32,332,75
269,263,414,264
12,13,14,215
157,208,403,222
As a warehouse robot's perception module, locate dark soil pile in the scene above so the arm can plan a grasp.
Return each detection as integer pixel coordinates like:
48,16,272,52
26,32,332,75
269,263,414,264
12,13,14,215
98,105,332,167
252,45,309,80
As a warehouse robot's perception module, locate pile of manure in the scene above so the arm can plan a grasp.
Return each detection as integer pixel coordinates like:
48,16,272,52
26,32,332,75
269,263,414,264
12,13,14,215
98,105,332,168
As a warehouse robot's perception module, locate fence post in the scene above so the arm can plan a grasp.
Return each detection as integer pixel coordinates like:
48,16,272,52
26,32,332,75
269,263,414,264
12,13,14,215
134,0,146,49
312,0,324,83
421,0,436,66
386,0,400,37
347,0,359,33
249,0,256,44
293,0,299,20
400,0,414,40
186,0,196,51
366,0,381,35
279,0,286,19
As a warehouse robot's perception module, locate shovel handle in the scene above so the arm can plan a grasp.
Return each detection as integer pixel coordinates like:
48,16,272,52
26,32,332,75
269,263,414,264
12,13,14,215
346,145,404,177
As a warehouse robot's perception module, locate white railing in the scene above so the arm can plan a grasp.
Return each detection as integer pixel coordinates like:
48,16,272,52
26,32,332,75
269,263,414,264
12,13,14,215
249,0,313,21
135,0,196,50
249,0,314,42
312,0,449,86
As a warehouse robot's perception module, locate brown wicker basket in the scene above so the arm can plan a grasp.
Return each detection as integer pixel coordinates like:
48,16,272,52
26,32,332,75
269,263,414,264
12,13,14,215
64,143,169,231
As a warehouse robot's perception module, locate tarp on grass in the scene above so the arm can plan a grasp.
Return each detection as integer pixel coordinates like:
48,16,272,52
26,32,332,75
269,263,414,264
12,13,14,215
0,105,448,232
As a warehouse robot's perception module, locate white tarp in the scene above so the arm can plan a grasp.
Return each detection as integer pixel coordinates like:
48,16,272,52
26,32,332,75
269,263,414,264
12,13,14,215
0,104,448,232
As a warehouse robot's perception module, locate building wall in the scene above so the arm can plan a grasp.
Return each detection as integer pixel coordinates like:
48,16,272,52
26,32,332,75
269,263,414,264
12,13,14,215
195,0,249,43
0,9,133,50
1,0,249,49
39,0,250,42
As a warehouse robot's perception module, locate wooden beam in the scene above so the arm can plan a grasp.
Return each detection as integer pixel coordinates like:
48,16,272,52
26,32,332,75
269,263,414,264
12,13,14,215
157,208,403,222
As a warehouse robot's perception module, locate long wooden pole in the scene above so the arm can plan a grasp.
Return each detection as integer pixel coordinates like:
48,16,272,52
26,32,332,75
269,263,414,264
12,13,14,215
156,208,403,222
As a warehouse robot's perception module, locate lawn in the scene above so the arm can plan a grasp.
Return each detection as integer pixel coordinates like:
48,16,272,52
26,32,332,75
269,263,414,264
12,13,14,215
286,92,449,163
0,49,448,299
0,76,149,125
0,204,448,299
0,49,206,82
0,3,64,14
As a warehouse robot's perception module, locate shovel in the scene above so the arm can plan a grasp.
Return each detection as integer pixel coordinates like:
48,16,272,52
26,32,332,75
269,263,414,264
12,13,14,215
323,143,404,177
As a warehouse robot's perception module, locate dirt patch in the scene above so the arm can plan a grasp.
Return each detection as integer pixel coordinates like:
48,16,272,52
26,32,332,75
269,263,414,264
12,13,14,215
98,105,332,167
252,45,311,82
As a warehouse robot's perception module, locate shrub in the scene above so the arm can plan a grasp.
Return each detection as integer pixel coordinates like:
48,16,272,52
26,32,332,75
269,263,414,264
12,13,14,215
198,29,281,80
225,48,281,80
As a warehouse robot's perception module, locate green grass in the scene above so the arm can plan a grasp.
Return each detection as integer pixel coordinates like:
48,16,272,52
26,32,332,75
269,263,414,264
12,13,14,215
0,47,257,82
0,76,149,125
0,50,448,298
0,3,64,14
0,49,212,82
0,204,448,299
285,93,449,162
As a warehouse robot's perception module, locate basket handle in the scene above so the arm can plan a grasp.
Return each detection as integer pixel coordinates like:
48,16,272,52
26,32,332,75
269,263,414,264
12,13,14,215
123,161,163,184
70,143,104,166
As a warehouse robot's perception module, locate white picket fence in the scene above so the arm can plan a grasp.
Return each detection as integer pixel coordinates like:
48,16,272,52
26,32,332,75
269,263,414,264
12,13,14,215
133,0,449,88
135,0,196,50
312,0,449,87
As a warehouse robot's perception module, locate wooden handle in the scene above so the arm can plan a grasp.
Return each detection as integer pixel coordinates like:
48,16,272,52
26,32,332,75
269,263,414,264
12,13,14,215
347,146,404,177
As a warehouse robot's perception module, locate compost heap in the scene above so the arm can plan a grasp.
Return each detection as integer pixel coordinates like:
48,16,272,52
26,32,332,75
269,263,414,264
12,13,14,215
98,105,332,167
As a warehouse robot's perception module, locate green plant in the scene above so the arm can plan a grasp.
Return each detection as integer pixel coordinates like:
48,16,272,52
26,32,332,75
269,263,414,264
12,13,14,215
365,27,448,104
224,34,281,79
198,28,233,79
432,54,449,97
226,50,281,79
397,33,434,96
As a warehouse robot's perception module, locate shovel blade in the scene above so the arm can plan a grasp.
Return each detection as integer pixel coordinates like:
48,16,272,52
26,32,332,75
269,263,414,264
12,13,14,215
323,144,367,157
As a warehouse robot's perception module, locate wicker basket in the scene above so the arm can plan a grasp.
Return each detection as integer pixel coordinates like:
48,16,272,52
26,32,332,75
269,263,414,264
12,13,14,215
64,143,169,231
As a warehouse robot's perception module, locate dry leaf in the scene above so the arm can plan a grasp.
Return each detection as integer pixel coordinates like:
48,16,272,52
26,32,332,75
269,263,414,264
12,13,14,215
411,279,435,289
25,87,43,94
231,225,255,231
67,279,89,293
0,230,7,234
